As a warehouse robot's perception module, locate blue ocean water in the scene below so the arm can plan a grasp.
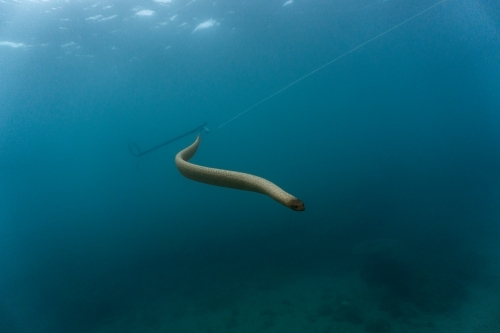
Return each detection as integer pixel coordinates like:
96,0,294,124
1,0,499,332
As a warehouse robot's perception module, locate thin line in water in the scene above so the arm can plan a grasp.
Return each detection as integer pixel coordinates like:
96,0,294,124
216,0,447,130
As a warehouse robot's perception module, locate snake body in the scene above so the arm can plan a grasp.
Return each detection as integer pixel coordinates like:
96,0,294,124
175,135,305,211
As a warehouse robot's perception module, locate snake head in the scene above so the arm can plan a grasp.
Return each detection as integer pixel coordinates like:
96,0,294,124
288,199,305,211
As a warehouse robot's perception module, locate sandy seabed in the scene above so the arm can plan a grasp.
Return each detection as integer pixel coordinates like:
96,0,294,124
92,268,500,333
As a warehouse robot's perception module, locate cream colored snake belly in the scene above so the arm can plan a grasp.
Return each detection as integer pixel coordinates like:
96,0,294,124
175,135,305,211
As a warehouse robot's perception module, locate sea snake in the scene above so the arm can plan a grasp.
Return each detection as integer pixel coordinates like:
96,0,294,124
175,135,305,211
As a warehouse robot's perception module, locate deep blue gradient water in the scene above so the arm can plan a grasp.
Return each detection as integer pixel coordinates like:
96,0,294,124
1,1,500,332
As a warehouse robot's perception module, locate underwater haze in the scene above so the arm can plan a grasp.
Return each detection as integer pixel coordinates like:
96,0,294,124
1,0,500,332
